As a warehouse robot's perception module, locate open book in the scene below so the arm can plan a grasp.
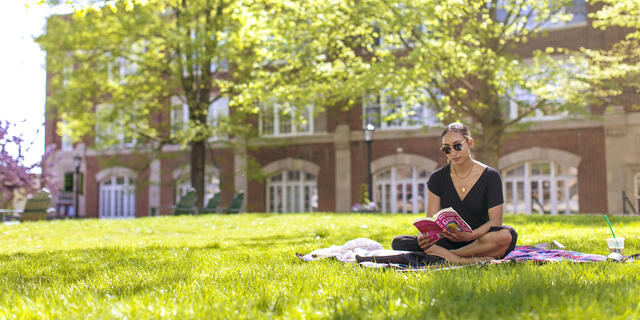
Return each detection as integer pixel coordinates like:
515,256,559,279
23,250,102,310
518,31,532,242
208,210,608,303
413,207,472,242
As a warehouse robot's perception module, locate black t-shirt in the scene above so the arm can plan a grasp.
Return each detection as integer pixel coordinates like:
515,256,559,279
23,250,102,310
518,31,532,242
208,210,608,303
427,164,504,230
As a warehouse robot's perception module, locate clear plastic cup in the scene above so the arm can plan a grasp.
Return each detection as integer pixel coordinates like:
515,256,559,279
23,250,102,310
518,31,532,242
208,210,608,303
606,237,624,255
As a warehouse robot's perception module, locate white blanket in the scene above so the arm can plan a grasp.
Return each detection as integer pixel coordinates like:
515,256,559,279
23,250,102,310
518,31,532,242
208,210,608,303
300,238,408,263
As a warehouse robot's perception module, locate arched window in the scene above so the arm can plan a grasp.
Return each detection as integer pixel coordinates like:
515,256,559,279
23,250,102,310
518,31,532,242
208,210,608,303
267,170,317,213
374,166,430,213
503,161,578,214
99,176,136,218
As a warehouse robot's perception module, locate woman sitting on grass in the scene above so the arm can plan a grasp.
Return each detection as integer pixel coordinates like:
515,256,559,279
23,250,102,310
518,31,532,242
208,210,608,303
392,123,518,265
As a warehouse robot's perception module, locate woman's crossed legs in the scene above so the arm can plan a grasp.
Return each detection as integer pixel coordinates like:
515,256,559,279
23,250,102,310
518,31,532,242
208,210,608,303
392,225,518,265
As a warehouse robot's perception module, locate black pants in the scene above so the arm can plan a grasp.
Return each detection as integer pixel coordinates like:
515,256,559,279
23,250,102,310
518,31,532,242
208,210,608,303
391,225,518,259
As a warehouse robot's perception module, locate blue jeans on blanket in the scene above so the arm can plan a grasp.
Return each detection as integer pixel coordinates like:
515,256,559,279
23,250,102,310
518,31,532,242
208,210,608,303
392,225,518,259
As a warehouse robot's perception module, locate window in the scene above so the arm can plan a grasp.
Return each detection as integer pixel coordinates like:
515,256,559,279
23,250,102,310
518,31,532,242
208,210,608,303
267,170,317,213
64,172,73,192
107,55,137,83
61,65,72,88
506,57,585,122
211,59,229,73
508,86,568,121
373,166,430,213
171,97,230,140
64,172,84,194
107,43,144,84
503,161,578,214
59,120,73,151
207,97,229,141
95,104,137,148
495,0,586,30
99,175,136,218
117,56,137,83
541,0,587,29
170,97,189,135
260,103,314,137
61,133,73,151
175,173,220,206
363,92,439,130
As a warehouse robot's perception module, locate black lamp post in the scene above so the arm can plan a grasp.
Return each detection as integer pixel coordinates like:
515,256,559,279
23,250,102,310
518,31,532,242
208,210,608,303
73,155,82,219
363,123,375,202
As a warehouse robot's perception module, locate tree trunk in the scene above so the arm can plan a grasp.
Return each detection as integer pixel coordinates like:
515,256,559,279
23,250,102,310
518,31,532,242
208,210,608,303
474,124,503,169
191,139,206,208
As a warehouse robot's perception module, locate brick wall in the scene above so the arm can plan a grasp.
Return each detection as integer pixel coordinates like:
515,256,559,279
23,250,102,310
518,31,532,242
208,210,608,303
350,136,445,205
248,142,335,212
502,127,608,213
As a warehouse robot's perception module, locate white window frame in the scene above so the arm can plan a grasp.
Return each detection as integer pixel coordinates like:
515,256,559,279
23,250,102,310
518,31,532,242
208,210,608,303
266,170,317,213
210,59,229,73
62,65,72,88
508,86,569,122
60,120,73,151
502,161,578,215
362,91,439,130
207,97,229,141
117,56,137,84
507,55,585,122
259,104,314,137
540,0,587,30
94,104,137,148
170,97,190,136
171,96,229,140
373,166,429,214
495,0,587,31
99,175,136,219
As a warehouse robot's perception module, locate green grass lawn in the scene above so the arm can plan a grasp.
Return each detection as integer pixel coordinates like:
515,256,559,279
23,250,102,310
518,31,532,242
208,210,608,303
1,213,639,319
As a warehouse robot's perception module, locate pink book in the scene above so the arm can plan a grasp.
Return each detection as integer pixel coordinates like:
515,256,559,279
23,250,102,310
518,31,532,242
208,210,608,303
413,207,473,242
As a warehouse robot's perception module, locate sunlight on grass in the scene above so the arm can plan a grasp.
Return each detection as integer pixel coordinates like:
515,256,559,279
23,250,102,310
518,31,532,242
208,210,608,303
0,213,639,319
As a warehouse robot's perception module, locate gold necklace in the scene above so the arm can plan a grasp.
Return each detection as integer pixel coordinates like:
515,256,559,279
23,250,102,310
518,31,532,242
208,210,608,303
453,163,474,193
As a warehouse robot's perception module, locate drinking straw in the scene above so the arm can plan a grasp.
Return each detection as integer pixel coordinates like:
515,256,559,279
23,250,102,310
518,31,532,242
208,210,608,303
604,214,616,239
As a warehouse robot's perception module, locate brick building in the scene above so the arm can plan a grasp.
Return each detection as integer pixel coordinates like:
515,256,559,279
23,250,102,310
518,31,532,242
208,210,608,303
45,1,640,218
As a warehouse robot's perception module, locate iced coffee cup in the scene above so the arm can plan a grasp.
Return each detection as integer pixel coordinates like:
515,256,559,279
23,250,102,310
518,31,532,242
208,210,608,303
606,237,624,255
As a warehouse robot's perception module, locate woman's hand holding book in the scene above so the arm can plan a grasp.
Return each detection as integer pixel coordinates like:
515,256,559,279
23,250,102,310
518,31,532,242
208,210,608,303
417,233,439,250
441,229,476,242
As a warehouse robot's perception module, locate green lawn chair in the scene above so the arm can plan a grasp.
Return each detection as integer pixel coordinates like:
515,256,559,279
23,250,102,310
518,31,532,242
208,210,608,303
173,190,198,215
21,191,52,222
201,192,221,214
223,191,244,214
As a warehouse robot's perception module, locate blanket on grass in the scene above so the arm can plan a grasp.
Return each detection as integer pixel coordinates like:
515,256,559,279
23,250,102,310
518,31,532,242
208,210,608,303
297,238,638,270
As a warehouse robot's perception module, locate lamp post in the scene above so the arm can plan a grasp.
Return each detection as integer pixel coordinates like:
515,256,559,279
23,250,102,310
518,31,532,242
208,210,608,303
363,123,375,202
73,155,82,219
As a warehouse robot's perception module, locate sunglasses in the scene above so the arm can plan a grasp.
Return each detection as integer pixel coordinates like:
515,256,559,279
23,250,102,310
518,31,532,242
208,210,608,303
440,142,464,154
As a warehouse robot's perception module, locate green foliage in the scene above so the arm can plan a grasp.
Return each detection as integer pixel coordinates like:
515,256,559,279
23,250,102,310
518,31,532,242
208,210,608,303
37,0,271,147
36,0,282,205
572,0,640,109
258,0,588,166
1,214,640,319
359,183,370,205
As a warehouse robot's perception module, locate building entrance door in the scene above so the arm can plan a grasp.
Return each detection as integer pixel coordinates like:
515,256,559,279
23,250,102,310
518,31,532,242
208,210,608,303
99,176,136,218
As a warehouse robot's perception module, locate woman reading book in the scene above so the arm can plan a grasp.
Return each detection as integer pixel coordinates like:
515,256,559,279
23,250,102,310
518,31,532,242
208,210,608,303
392,123,518,265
